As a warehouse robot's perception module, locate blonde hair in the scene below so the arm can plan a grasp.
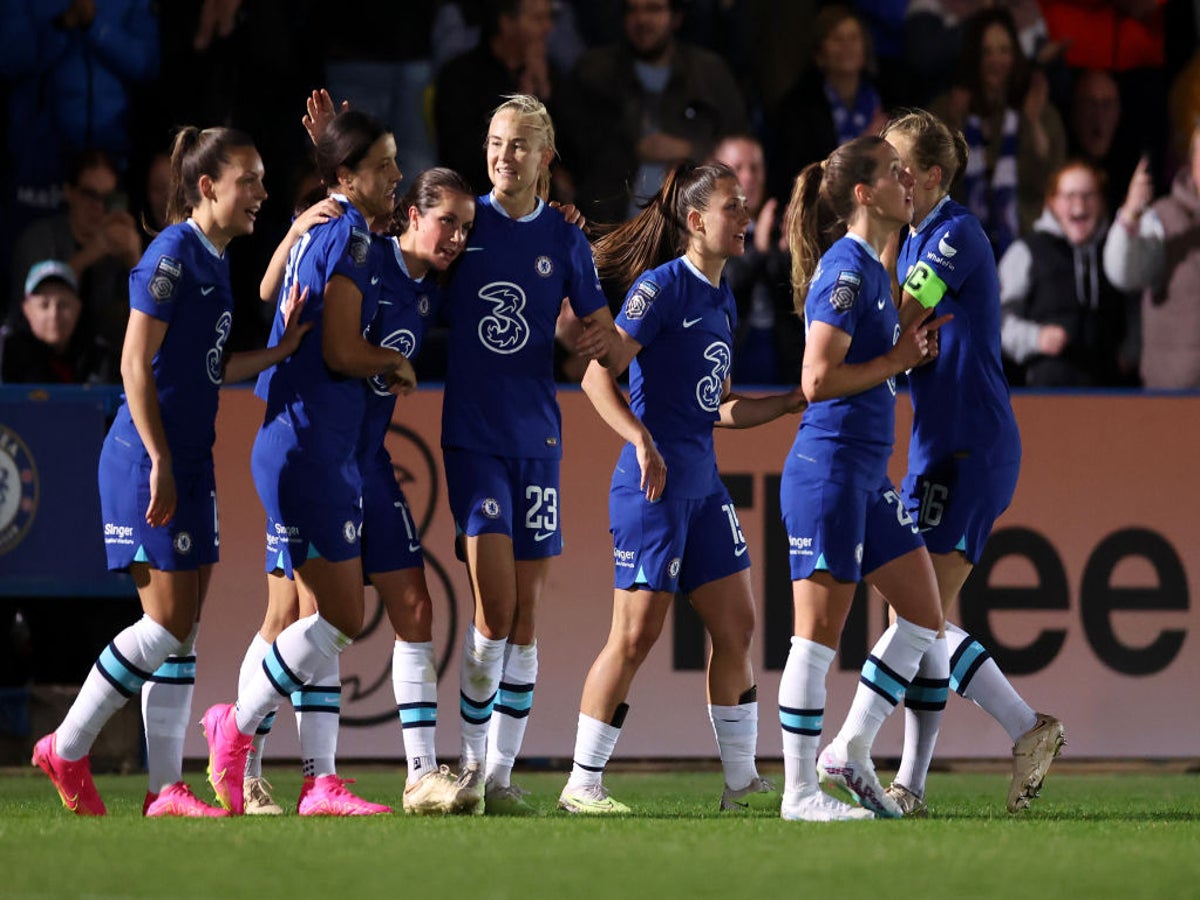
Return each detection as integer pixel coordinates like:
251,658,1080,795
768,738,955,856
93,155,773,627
882,108,969,192
491,93,557,200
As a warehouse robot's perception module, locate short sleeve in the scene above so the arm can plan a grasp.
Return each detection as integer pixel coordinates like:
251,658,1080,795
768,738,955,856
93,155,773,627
617,273,674,348
807,266,865,337
564,226,607,320
130,251,184,322
330,221,374,294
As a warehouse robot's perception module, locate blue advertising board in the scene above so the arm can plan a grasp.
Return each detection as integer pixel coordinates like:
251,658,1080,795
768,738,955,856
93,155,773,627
0,386,134,596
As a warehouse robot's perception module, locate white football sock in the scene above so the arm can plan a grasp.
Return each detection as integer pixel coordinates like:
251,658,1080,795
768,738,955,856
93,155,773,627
946,622,1037,741
894,636,949,797
486,640,537,788
393,640,438,784
836,618,937,756
57,615,180,761
458,624,506,768
142,623,199,793
779,636,835,795
234,613,350,736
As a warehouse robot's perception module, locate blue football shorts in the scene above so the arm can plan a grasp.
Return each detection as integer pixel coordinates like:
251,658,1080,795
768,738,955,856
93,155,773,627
609,483,750,593
901,456,1020,564
443,447,562,561
99,437,218,572
781,470,925,582
252,420,362,576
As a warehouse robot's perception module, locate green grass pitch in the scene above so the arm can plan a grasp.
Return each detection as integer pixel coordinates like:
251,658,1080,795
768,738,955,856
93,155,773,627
2,766,1198,899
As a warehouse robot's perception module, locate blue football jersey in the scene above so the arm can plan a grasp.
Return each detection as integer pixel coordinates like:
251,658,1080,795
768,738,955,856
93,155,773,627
106,220,234,465
898,198,1021,470
358,236,442,463
794,234,899,486
613,256,736,499
441,194,607,459
254,195,382,462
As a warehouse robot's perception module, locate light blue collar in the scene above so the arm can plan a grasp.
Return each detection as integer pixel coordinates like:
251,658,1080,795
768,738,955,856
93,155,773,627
186,218,223,259
487,190,544,223
845,231,881,263
391,237,425,283
911,195,952,236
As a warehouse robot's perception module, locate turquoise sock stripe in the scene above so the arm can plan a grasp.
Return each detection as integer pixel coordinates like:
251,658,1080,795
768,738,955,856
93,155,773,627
904,675,949,711
494,681,534,719
397,701,438,729
949,640,990,694
860,655,909,706
147,655,196,685
290,685,341,713
779,704,822,736
256,711,276,736
460,690,496,725
97,643,153,698
263,646,304,697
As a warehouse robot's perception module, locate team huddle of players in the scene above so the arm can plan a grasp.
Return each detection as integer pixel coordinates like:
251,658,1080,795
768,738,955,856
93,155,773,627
31,93,1063,822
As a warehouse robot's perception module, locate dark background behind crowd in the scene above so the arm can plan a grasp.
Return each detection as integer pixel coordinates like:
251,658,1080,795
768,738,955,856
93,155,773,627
2,0,1199,390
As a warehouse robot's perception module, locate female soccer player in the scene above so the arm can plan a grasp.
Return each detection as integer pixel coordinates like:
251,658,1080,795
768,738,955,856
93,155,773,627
32,126,309,817
557,162,806,815
779,135,948,821
236,168,479,816
201,108,416,816
878,109,1063,816
442,94,619,814
358,168,477,814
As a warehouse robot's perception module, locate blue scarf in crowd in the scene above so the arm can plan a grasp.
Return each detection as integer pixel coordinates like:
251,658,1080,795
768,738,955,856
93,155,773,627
962,109,1020,258
823,78,880,146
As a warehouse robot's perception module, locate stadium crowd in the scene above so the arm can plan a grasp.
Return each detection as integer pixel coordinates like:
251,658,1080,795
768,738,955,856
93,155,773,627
2,0,1199,389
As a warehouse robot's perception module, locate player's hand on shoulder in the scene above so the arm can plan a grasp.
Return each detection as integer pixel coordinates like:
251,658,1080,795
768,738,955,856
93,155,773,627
290,198,344,240
549,200,587,232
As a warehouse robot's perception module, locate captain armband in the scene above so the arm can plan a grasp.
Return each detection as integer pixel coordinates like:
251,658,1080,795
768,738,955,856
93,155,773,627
903,261,948,309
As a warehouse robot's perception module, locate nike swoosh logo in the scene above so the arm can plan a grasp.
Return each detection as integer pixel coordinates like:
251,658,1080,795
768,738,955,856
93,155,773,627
734,544,748,557
877,298,886,310
533,530,555,542
200,286,215,296
682,317,703,328
466,246,485,252
408,542,422,553
371,276,380,285
64,791,80,810
379,300,393,306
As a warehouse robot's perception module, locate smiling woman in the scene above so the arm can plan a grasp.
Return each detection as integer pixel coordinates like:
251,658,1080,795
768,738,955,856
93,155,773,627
439,93,621,815
198,108,418,818
778,134,948,822
558,161,806,816
31,125,312,819
998,158,1136,387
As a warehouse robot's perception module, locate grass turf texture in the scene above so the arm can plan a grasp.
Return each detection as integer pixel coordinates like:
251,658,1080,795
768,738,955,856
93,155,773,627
3,768,1198,899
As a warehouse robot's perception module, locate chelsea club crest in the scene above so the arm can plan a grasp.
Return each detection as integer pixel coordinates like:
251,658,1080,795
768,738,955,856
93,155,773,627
0,425,38,556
